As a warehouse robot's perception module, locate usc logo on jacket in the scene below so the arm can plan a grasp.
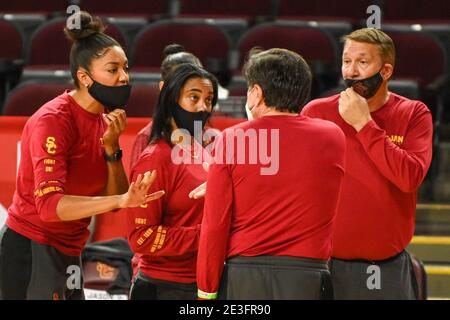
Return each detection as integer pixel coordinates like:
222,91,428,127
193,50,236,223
45,137,57,154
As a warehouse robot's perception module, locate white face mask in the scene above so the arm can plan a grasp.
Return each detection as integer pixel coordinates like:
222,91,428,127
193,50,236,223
245,86,255,121
245,101,253,121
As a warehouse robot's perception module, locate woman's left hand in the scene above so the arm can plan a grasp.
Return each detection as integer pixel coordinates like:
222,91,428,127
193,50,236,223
102,108,127,153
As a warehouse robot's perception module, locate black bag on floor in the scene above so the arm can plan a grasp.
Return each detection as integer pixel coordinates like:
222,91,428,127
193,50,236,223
81,238,133,296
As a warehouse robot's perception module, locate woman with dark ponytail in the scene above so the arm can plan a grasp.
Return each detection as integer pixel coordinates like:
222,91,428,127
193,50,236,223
129,44,203,168
130,43,229,169
0,11,163,300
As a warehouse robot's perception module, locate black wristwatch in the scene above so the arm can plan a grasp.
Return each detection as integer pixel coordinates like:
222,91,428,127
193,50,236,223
104,148,123,162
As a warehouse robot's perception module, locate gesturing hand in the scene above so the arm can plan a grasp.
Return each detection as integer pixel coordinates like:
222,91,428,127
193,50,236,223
189,162,209,199
338,88,372,132
119,170,165,208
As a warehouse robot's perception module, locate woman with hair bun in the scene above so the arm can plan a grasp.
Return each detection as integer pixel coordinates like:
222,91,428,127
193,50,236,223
160,44,203,88
0,11,163,300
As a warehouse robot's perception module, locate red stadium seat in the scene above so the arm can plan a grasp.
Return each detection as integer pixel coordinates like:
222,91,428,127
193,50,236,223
131,20,231,74
384,0,450,22
178,0,273,22
26,18,127,70
277,0,374,24
126,83,160,117
384,30,447,87
0,19,25,109
0,19,23,60
237,22,338,71
2,81,74,116
383,28,447,126
78,0,170,20
236,21,339,98
0,0,68,15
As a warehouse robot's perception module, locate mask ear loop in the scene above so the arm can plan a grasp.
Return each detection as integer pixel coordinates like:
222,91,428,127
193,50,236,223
82,71,96,95
85,72,95,87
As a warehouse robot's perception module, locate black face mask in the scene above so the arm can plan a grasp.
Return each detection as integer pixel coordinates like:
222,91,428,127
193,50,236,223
172,103,211,140
344,69,383,99
87,79,132,110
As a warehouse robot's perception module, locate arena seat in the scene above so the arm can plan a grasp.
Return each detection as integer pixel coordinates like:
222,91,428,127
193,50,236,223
384,30,447,88
78,0,170,20
25,17,127,70
2,80,74,116
177,0,273,22
0,0,68,15
126,83,160,117
131,20,231,76
383,0,450,21
236,21,340,98
19,17,127,83
276,0,374,24
0,19,24,60
384,28,448,192
0,18,25,109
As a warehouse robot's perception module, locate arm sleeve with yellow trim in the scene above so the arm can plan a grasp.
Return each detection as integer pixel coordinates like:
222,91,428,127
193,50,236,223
356,104,432,193
127,154,200,256
30,114,74,222
197,133,233,298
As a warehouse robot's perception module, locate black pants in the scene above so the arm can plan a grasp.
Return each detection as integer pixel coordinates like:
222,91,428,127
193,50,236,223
221,255,333,300
330,250,417,300
0,226,84,300
129,271,197,300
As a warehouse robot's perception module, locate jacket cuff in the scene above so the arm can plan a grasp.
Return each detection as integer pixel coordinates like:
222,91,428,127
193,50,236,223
197,289,218,300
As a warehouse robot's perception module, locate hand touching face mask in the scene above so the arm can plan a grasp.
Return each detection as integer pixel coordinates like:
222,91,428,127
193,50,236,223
344,69,383,99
